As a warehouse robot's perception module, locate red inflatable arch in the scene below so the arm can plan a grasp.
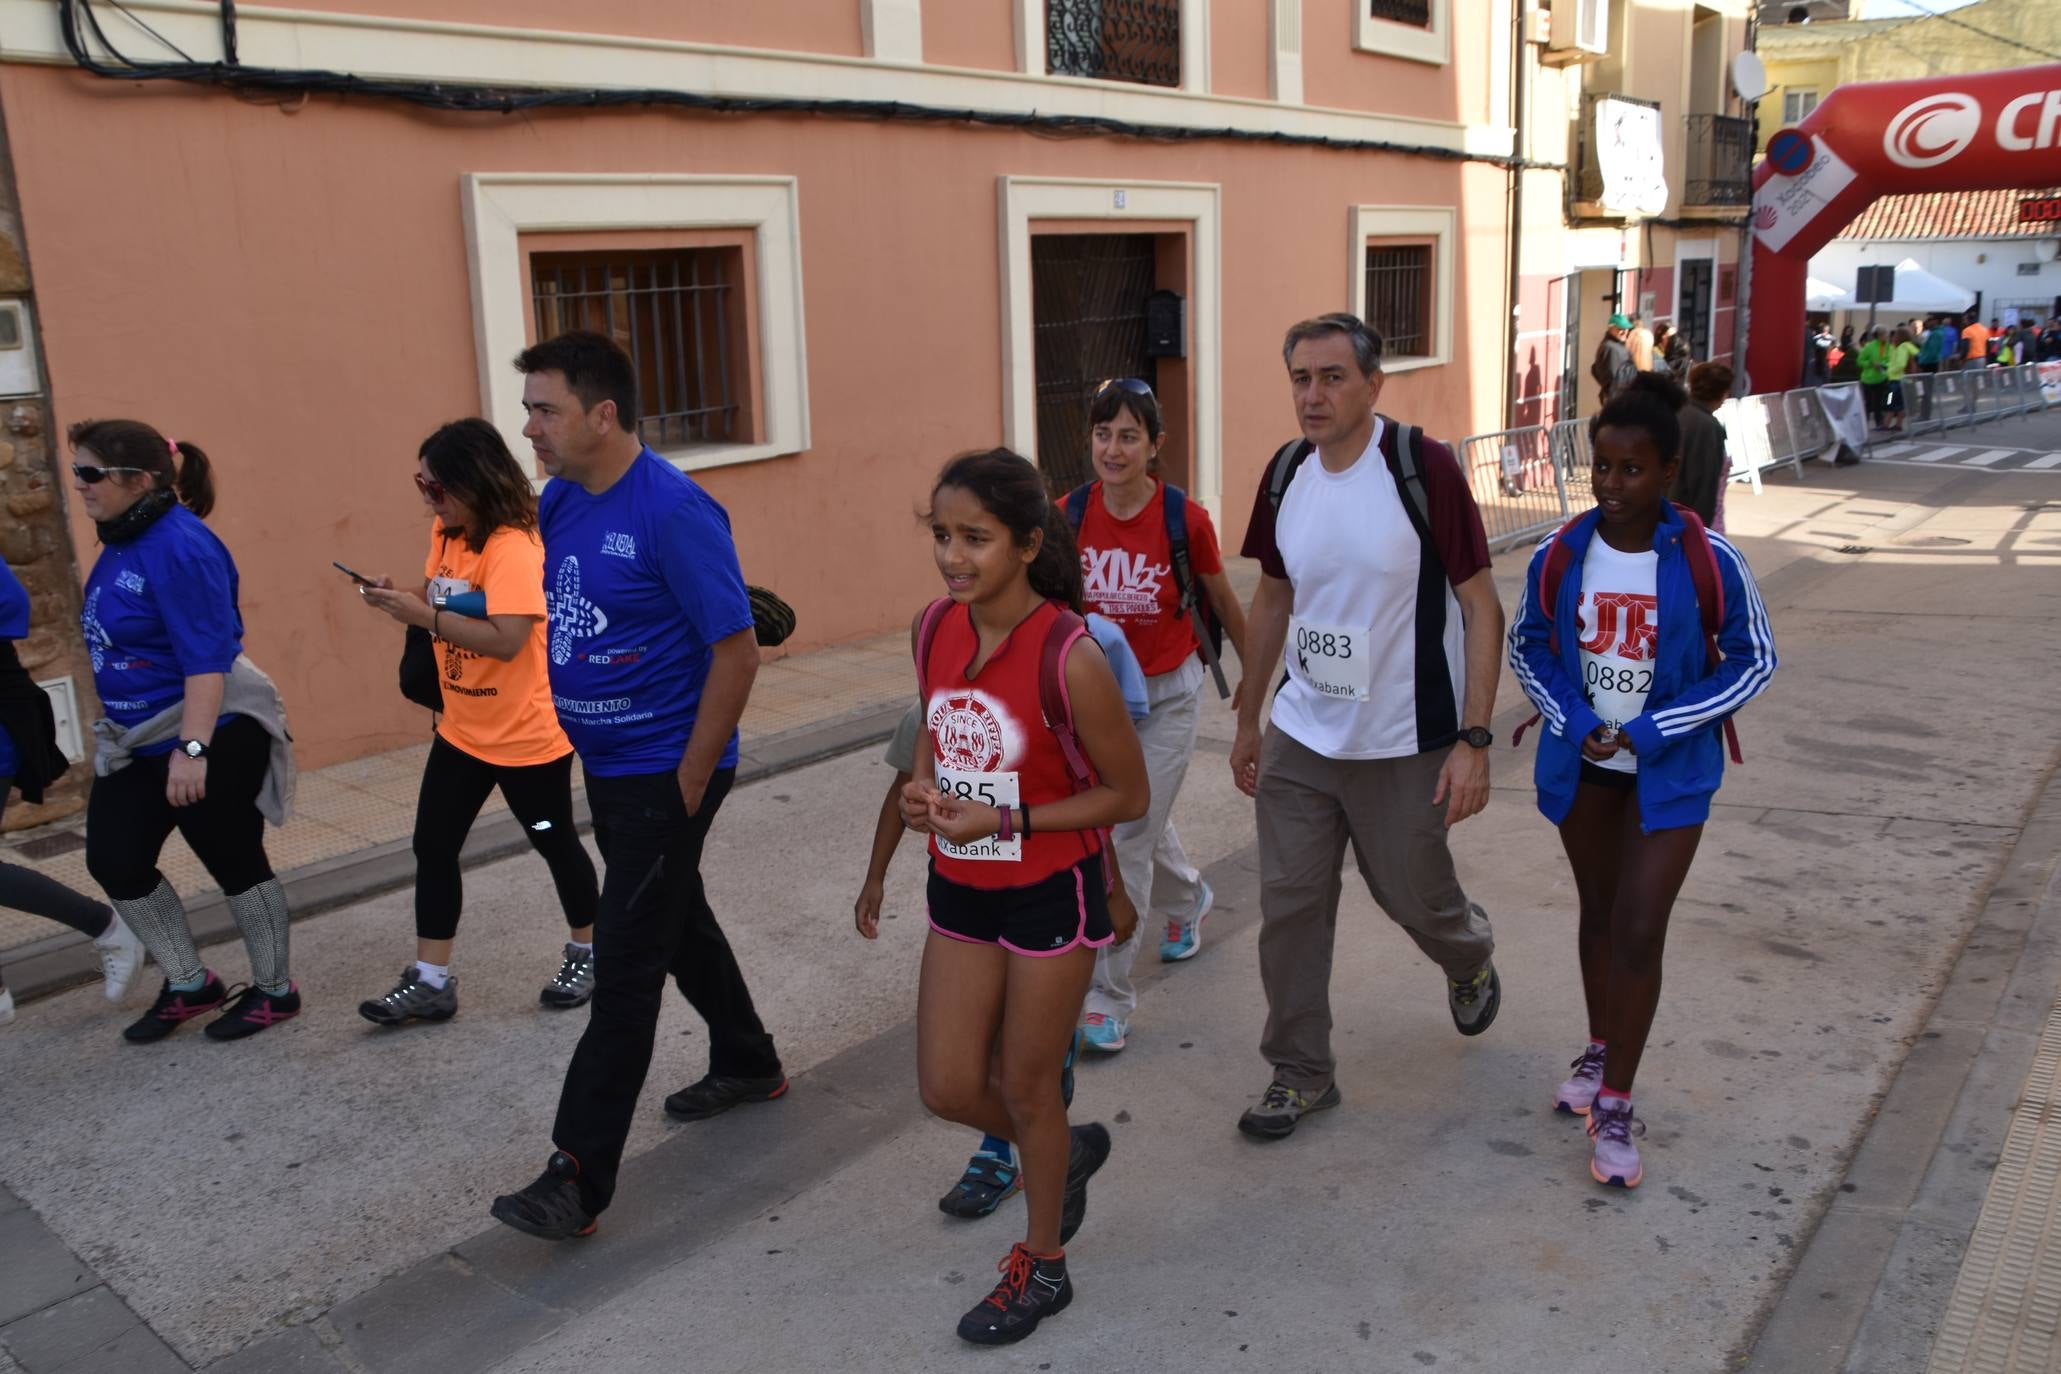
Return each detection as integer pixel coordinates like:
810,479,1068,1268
1748,62,2061,392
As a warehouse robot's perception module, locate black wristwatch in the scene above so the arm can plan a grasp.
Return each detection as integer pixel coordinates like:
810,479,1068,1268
180,739,209,760
1458,726,1494,749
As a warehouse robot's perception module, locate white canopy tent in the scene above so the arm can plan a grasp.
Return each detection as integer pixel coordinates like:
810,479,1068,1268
1814,257,1977,316
1806,277,1849,310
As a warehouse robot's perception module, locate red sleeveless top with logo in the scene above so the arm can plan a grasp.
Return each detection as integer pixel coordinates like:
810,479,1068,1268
924,598,1103,890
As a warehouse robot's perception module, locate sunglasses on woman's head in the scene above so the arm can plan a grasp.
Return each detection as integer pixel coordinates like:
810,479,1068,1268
414,474,447,502
70,463,148,485
1094,377,1156,401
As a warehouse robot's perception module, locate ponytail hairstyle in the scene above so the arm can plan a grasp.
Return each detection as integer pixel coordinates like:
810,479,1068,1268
419,417,538,553
929,448,1086,614
67,418,216,518
1588,371,1687,467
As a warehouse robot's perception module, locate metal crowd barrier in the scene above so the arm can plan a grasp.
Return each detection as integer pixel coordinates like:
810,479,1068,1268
1456,362,2055,552
1457,424,1569,551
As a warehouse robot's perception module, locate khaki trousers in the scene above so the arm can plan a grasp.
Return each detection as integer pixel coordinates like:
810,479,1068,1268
1255,727,1494,1093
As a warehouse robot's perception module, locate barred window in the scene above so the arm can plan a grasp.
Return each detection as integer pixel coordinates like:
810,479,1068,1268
1364,243,1434,360
529,248,745,451
1047,0,1181,88
1369,0,1432,25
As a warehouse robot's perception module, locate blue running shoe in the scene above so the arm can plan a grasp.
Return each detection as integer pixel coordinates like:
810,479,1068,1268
1082,1012,1127,1054
939,1139,1020,1220
1159,880,1214,963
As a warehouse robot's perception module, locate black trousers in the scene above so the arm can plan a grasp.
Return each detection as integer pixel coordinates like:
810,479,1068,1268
85,715,274,901
0,784,111,939
412,734,598,942
550,766,780,1213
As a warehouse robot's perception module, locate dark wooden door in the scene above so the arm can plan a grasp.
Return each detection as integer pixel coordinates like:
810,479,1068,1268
1032,234,1157,496
1679,259,1715,361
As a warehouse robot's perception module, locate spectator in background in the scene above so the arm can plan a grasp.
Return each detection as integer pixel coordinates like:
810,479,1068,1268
1958,314,1989,370
1804,323,1832,386
2039,317,2061,362
1627,314,1656,374
1592,316,1636,408
1857,328,1889,430
1838,325,1856,357
1987,318,2006,365
1676,362,1730,532
1652,323,1690,379
1883,327,1919,434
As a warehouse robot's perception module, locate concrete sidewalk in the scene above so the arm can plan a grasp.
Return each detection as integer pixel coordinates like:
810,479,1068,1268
5,437,2061,1372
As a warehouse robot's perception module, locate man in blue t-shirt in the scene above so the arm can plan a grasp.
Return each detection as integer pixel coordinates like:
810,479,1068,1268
490,331,784,1242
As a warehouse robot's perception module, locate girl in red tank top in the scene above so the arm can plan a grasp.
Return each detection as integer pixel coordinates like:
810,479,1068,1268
901,449,1148,1347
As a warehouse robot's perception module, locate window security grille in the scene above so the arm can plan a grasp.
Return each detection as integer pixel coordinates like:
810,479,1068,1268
1047,0,1181,88
1365,244,1433,359
530,250,741,450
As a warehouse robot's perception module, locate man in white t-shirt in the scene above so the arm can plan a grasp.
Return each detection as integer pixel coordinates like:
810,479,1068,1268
1229,312,1506,1141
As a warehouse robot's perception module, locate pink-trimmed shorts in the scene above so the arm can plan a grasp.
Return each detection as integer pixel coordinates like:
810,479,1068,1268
927,853,1116,958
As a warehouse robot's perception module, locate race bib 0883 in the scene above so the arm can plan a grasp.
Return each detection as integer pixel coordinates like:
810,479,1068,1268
1288,618,1373,701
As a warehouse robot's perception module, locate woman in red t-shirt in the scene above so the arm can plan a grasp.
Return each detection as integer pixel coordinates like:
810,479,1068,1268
905,448,1148,1346
1071,379,1248,1052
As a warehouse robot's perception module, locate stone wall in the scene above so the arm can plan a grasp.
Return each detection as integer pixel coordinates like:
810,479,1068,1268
0,101,96,831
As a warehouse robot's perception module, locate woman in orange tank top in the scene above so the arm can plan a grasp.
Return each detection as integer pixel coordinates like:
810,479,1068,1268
904,449,1148,1347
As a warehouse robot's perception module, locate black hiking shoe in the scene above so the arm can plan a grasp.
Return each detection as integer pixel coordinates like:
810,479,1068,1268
1236,1080,1342,1140
1058,1121,1112,1244
490,1151,597,1240
663,1072,789,1121
957,1243,1072,1345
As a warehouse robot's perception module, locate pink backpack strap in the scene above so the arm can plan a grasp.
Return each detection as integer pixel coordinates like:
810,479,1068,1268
913,597,954,702
1038,607,1095,796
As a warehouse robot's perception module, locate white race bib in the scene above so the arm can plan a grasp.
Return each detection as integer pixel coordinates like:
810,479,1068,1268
1287,618,1373,702
935,766,1021,862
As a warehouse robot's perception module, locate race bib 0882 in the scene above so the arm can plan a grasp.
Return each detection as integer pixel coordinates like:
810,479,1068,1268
935,766,1021,862
1288,618,1373,701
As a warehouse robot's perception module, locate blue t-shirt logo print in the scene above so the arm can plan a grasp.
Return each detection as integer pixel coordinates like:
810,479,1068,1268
549,554,609,667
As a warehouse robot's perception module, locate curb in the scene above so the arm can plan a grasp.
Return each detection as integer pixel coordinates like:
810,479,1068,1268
1,700,910,1006
1742,748,2061,1370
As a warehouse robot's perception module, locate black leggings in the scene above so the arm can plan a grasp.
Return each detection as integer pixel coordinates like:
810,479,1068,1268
0,783,112,939
413,734,598,942
86,714,275,902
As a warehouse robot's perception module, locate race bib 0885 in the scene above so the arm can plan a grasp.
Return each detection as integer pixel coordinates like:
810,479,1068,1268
935,766,1022,862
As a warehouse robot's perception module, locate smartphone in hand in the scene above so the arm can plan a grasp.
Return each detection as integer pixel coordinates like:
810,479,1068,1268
332,560,376,588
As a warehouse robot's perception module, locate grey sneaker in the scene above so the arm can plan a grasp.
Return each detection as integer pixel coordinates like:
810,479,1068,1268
1449,959,1501,1037
1236,1080,1342,1140
358,966,456,1025
540,943,596,1009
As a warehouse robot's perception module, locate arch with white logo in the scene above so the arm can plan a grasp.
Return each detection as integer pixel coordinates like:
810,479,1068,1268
1746,63,2061,391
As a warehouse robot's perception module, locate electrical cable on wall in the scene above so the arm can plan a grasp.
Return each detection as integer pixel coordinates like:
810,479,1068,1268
57,0,1566,173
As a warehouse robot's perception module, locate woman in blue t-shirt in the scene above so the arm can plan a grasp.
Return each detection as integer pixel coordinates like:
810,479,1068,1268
0,556,146,1026
71,419,299,1043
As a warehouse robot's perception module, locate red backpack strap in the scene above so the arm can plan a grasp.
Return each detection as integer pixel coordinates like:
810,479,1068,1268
1537,517,1583,656
1672,504,1743,764
1038,606,1096,795
913,597,954,702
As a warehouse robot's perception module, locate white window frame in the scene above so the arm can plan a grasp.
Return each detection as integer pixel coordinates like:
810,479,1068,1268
1354,0,1451,67
862,0,924,63
1017,0,1212,94
460,173,810,476
1783,88,1819,125
1348,205,1455,373
997,177,1222,512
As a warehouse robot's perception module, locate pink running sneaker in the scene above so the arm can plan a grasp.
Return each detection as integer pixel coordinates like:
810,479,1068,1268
1554,1043,1607,1116
1587,1097,1645,1189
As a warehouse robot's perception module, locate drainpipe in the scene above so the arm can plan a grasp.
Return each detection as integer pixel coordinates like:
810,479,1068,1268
1503,0,1531,430
1733,8,1760,392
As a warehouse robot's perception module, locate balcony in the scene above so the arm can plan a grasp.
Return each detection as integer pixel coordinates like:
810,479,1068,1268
1684,114,1753,209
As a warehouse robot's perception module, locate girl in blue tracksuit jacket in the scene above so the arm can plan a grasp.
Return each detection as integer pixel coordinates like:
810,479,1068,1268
1508,372,1777,1192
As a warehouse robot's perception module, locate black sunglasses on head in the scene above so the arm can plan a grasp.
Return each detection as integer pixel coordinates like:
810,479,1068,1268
71,463,148,485
1093,377,1156,401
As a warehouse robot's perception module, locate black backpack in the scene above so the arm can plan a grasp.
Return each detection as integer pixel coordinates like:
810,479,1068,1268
1261,414,1437,559
1064,480,1229,699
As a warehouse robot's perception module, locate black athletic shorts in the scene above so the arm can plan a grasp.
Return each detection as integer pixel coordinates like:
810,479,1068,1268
927,852,1116,957
1579,760,1637,791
